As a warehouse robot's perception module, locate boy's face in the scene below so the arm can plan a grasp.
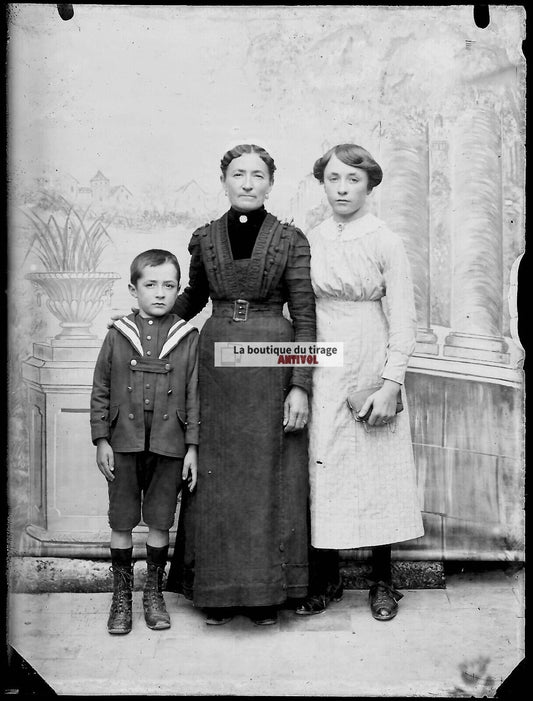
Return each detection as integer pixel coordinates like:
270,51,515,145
128,262,180,318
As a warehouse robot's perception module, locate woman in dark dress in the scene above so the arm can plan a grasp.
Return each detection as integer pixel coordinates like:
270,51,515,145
167,144,316,625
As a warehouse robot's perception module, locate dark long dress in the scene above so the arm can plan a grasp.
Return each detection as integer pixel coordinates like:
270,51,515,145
167,208,316,608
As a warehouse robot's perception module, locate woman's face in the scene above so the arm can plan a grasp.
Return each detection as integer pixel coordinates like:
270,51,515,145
323,154,370,221
222,153,273,212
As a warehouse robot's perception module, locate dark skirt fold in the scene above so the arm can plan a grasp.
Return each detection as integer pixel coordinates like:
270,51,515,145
168,311,309,607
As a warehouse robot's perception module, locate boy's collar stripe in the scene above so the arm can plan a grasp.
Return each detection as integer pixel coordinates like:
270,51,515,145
159,321,194,359
167,318,187,338
121,316,139,335
113,318,143,356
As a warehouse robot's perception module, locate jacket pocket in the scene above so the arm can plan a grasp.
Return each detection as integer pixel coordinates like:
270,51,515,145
176,409,187,429
110,405,120,426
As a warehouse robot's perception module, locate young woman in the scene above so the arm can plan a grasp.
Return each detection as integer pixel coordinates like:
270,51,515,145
167,144,316,625
296,143,424,621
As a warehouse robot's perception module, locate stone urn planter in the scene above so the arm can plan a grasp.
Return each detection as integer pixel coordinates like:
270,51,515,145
26,271,120,339
23,195,120,339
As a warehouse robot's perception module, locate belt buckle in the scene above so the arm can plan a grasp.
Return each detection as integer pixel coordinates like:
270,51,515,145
233,298,249,322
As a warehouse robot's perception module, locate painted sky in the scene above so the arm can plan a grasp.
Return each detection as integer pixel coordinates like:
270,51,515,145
7,3,525,215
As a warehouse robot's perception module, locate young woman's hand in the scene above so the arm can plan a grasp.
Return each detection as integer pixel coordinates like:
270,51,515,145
283,386,309,432
96,439,115,481
359,379,401,427
182,445,198,491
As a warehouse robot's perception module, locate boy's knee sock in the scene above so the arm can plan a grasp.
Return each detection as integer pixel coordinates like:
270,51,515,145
146,544,169,570
110,547,133,570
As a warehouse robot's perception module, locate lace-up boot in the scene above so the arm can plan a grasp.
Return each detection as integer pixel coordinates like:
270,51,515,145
107,555,134,635
143,545,171,630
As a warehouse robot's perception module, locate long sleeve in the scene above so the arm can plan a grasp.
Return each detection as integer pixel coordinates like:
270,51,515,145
380,234,417,385
184,331,200,446
173,234,210,321
90,331,114,444
284,228,317,393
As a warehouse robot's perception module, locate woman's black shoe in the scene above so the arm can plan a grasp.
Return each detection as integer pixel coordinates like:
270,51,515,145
249,606,278,625
368,581,403,621
295,579,344,616
204,607,234,625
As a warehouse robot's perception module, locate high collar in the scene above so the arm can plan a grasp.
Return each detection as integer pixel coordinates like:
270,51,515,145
227,205,267,226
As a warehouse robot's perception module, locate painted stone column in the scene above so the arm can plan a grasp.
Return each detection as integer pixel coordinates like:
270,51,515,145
380,133,438,354
428,114,453,328
444,106,509,363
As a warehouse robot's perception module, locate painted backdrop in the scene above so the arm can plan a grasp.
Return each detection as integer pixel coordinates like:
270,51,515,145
8,5,525,562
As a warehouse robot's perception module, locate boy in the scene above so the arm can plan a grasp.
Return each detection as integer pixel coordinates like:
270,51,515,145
91,249,199,634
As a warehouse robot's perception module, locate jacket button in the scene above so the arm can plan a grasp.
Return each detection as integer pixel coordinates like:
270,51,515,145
163,414,169,420
146,335,152,340
167,389,173,394
130,359,137,366
127,386,132,392
146,350,152,356
148,320,154,325
145,399,150,405
165,363,171,370
128,413,134,420
279,544,285,552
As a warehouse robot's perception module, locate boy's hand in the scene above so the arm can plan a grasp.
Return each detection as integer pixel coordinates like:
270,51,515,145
106,308,139,329
182,445,198,492
96,439,115,481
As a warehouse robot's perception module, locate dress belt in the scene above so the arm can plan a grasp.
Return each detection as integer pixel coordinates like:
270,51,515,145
211,299,283,322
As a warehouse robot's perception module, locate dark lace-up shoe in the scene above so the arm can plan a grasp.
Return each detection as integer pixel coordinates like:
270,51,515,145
107,565,133,635
295,579,344,616
143,563,171,630
369,580,403,621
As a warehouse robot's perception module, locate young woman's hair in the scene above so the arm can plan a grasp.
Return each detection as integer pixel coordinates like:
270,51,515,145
220,144,276,182
130,249,181,286
313,143,383,190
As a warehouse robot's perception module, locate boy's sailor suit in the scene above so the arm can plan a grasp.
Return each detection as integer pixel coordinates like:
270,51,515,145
90,312,200,458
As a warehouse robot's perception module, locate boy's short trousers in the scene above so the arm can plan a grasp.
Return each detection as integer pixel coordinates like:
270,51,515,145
108,450,183,531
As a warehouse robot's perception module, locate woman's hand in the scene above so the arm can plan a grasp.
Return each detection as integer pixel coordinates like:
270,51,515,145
106,308,139,329
283,387,309,432
182,445,198,492
359,379,401,427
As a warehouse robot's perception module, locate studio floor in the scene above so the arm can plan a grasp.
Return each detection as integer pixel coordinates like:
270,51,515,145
7,564,525,697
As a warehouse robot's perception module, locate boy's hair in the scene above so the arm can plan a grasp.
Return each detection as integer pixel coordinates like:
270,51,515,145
130,249,181,286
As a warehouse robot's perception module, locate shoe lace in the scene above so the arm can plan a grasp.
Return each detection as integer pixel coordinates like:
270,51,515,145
371,581,402,609
109,566,132,613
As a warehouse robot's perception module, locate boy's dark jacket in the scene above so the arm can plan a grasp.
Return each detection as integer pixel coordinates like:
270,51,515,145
90,313,199,457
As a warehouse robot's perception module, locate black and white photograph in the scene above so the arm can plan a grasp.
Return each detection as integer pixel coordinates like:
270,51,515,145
5,3,526,696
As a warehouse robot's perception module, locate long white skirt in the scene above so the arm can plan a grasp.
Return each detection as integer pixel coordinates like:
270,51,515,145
309,298,424,549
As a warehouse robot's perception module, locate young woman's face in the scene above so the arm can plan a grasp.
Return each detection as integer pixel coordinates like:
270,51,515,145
222,153,273,212
323,154,370,221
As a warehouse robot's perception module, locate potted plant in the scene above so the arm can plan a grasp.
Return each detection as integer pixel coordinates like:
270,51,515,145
24,194,120,340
